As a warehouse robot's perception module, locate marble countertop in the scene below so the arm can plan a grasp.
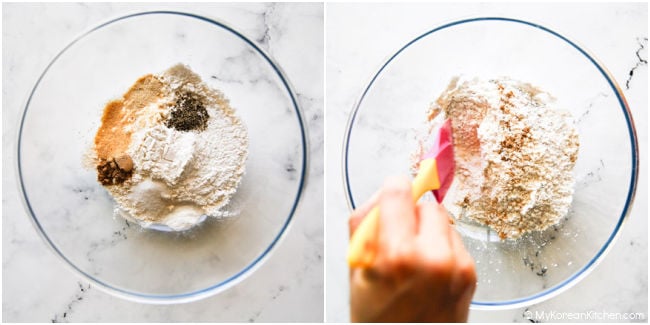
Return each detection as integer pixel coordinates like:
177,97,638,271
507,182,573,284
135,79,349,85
326,3,647,323
2,3,323,322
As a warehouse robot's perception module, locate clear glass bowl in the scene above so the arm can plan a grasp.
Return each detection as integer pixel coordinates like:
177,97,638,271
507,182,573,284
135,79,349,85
343,17,638,309
17,11,307,303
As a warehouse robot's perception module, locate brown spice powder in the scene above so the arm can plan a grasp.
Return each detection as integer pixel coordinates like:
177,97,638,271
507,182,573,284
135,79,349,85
94,74,165,184
94,74,165,159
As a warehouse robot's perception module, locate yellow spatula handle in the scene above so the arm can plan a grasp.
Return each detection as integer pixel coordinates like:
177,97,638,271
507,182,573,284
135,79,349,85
347,206,381,268
347,159,440,268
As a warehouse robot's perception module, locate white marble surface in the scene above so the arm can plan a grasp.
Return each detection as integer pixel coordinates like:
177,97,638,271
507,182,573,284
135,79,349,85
3,3,323,322
326,3,647,323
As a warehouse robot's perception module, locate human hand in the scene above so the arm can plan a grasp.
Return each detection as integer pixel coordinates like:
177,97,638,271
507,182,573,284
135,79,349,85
348,176,476,323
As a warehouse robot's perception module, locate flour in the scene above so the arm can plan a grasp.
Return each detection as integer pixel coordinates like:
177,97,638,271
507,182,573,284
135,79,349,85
95,64,248,231
130,125,197,185
421,77,579,239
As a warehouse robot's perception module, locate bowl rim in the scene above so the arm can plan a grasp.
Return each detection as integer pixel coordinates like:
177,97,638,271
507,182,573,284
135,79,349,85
16,10,309,304
342,16,639,310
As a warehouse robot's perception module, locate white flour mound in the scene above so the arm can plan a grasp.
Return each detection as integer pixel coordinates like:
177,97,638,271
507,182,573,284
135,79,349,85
107,64,248,231
424,77,579,239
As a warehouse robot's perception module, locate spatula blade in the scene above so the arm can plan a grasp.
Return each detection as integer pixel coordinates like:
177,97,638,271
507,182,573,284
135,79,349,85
423,119,455,203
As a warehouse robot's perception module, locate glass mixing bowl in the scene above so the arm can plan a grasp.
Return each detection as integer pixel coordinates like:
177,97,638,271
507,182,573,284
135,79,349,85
17,11,307,303
343,17,638,309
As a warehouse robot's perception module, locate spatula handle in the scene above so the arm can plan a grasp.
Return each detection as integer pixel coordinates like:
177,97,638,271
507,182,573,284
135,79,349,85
347,206,381,268
347,159,441,268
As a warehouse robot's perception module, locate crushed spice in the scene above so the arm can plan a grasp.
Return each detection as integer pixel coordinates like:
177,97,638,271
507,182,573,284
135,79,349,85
97,156,133,185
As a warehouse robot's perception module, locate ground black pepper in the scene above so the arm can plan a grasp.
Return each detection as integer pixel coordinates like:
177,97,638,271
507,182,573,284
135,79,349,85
166,90,209,131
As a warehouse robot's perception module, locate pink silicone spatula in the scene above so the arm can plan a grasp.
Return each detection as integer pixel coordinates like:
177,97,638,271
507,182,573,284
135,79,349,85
347,119,455,268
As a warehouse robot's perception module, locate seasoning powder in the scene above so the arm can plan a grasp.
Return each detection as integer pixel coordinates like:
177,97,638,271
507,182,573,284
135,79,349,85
419,77,579,239
92,64,248,231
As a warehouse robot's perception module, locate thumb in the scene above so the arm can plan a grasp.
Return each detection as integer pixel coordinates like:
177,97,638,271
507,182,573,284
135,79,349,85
348,190,380,238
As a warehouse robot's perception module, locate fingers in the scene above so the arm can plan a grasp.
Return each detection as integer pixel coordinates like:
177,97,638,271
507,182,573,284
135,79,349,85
349,190,381,238
377,176,417,248
416,201,452,254
416,201,476,306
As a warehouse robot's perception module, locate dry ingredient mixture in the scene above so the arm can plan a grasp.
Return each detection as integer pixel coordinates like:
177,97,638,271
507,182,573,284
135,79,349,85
92,64,248,231
419,77,579,239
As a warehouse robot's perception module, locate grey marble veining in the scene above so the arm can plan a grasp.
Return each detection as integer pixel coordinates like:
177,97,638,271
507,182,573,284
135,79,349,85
625,37,648,90
3,2,323,322
326,3,647,323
